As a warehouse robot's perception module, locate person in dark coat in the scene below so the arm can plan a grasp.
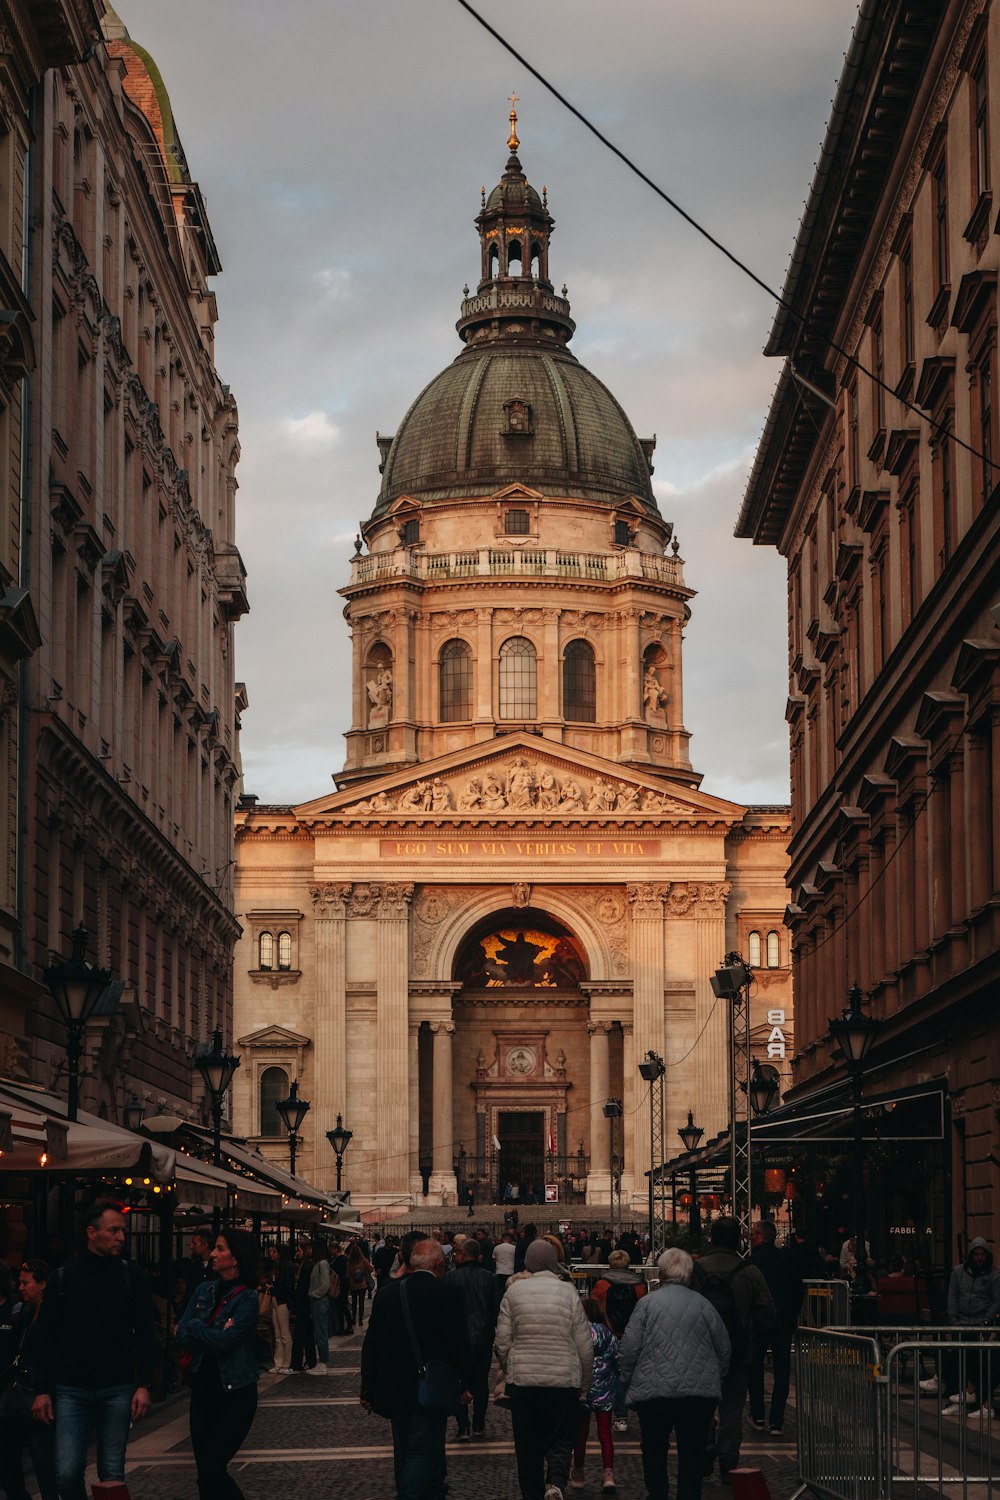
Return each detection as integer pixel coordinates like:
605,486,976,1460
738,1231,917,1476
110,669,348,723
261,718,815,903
290,1240,316,1372
361,1239,472,1500
0,1260,57,1500
451,1238,498,1440
747,1221,803,1433
31,1199,155,1500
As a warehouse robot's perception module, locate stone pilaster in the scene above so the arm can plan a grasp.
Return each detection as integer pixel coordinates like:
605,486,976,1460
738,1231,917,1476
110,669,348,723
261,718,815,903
310,882,351,1190
688,881,730,1138
375,882,414,1199
626,883,668,1186
621,1020,636,1201
587,1019,611,1202
430,1019,457,1201
408,1021,421,1197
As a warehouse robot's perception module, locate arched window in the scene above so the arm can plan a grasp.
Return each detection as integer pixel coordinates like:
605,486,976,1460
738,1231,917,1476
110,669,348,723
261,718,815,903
258,931,274,971
278,932,293,971
748,931,762,968
507,240,523,275
530,241,541,278
766,930,780,968
563,639,596,722
259,1066,288,1137
488,243,499,278
498,637,537,719
440,639,473,722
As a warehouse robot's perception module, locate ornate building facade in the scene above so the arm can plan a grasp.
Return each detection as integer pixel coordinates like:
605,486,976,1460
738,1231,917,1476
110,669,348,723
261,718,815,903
738,0,1000,1253
3,5,246,1118
234,118,791,1210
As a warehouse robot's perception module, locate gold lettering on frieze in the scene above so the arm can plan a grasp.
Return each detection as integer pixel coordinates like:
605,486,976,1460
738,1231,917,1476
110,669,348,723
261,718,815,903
380,837,661,859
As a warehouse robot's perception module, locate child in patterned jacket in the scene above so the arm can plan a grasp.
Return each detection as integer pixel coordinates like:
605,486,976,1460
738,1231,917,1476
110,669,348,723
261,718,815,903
571,1296,621,1493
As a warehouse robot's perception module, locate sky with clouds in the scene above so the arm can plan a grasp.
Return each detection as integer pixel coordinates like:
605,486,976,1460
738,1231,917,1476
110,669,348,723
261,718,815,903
122,0,861,807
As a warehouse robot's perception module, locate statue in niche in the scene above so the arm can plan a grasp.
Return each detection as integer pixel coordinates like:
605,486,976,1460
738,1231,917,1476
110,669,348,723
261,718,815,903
643,664,668,718
507,758,535,810
367,664,393,728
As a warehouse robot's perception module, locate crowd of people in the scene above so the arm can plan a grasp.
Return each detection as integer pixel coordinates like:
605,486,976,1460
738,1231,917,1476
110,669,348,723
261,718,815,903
0,1204,997,1500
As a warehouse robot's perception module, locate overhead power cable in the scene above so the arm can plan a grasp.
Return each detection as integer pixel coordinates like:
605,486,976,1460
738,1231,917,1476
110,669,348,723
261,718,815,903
454,0,1000,477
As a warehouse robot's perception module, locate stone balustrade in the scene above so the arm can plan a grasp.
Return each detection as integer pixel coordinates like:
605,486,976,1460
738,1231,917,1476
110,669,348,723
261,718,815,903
347,545,684,588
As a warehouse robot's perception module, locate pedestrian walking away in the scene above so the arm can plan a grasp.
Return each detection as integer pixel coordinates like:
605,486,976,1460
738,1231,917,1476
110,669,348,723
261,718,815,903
570,1297,620,1494
360,1238,472,1500
747,1220,803,1435
0,1260,58,1500
346,1240,374,1328
177,1228,261,1500
592,1248,646,1432
308,1237,331,1371
495,1237,593,1500
290,1239,317,1372
266,1244,295,1374
690,1216,775,1480
618,1247,730,1500
451,1236,498,1440
30,1199,155,1500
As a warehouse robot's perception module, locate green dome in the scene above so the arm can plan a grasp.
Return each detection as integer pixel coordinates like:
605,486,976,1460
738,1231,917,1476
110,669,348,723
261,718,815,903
375,343,658,513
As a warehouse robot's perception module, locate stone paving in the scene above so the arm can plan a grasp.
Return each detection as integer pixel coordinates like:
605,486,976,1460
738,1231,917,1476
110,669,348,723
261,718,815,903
88,1331,804,1499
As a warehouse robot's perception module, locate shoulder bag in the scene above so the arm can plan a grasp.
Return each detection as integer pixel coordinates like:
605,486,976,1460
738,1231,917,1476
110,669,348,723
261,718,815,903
399,1277,462,1413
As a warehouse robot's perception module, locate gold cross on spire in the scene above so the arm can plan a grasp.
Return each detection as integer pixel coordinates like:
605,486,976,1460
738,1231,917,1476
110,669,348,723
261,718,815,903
507,92,520,152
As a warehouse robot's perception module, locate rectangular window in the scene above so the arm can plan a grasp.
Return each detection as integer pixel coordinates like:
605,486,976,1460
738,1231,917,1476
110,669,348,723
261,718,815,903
901,241,914,368
505,508,530,535
974,52,990,197
401,518,419,545
933,153,949,291
847,379,860,490
614,519,631,547
937,417,954,570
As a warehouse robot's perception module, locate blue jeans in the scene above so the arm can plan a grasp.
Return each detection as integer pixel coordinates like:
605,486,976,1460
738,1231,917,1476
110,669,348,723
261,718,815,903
311,1296,330,1363
390,1404,448,1500
55,1383,134,1500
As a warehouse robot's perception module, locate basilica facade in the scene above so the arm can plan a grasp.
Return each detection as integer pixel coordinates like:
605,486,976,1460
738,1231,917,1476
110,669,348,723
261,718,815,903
232,117,792,1211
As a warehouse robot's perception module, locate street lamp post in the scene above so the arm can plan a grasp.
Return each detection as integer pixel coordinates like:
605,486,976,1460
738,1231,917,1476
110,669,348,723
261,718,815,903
638,1051,665,1258
603,1098,623,1240
678,1108,704,1241
828,984,881,1264
749,1058,780,1218
194,1029,241,1232
275,1080,311,1177
710,952,754,1245
326,1113,353,1193
43,925,112,1122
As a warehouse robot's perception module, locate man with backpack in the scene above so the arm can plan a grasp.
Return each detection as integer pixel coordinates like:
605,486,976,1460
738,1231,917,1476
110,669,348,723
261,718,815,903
691,1217,775,1481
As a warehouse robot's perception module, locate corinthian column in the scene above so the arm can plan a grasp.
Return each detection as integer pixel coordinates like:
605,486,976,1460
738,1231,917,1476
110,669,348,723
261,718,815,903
375,883,413,1198
310,883,351,1189
430,1020,457,1201
587,1020,611,1202
627,884,667,1187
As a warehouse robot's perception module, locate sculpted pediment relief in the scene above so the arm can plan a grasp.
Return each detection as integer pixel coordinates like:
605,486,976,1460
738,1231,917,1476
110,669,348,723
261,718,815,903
301,733,744,825
237,1024,311,1049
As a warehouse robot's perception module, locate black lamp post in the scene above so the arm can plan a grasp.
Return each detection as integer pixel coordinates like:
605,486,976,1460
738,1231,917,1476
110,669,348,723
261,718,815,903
603,1098,623,1238
194,1029,241,1169
123,1096,145,1134
43,925,112,1121
638,1051,665,1258
275,1080,310,1177
326,1113,353,1193
749,1059,780,1217
678,1108,704,1240
828,984,881,1263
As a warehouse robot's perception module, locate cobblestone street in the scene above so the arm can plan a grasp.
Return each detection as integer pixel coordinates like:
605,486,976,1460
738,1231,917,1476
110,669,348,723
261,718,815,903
116,1331,804,1500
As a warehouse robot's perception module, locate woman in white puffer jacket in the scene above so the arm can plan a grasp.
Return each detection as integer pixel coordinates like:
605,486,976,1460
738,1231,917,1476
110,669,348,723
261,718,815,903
495,1239,593,1500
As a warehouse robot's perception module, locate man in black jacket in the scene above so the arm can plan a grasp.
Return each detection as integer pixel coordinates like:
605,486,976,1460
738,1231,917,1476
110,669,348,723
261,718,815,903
361,1239,472,1499
452,1237,498,1440
31,1199,154,1500
748,1220,804,1434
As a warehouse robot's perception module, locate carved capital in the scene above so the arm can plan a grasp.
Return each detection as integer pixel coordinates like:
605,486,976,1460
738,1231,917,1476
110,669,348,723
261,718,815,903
310,882,351,918
377,881,414,918
626,882,669,919
586,1019,612,1036
428,1019,455,1036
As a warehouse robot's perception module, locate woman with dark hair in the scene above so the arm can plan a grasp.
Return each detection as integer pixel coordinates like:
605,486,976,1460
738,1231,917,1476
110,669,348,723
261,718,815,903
345,1241,374,1328
177,1230,260,1498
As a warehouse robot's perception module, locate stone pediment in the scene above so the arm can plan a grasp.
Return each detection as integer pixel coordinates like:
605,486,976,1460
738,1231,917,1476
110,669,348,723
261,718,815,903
297,733,745,827
237,1024,311,1049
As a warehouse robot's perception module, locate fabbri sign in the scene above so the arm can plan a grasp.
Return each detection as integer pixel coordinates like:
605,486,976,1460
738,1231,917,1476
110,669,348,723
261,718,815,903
766,1009,788,1061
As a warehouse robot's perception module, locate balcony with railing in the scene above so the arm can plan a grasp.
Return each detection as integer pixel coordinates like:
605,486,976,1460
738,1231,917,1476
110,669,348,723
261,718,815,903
346,545,685,590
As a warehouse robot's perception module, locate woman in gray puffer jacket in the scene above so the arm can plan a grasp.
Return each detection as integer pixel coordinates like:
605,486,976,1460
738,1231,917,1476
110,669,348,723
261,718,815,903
618,1247,729,1500
495,1238,593,1500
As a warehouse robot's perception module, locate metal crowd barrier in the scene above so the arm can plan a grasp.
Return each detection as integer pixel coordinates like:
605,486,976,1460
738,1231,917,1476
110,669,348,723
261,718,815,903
796,1327,998,1499
801,1278,852,1329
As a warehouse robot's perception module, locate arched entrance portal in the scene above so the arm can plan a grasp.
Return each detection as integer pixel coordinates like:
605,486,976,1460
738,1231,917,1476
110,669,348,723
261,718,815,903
433,908,620,1205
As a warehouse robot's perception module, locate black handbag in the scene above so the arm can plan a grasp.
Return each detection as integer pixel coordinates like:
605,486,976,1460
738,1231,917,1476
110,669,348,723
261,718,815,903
399,1278,462,1413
